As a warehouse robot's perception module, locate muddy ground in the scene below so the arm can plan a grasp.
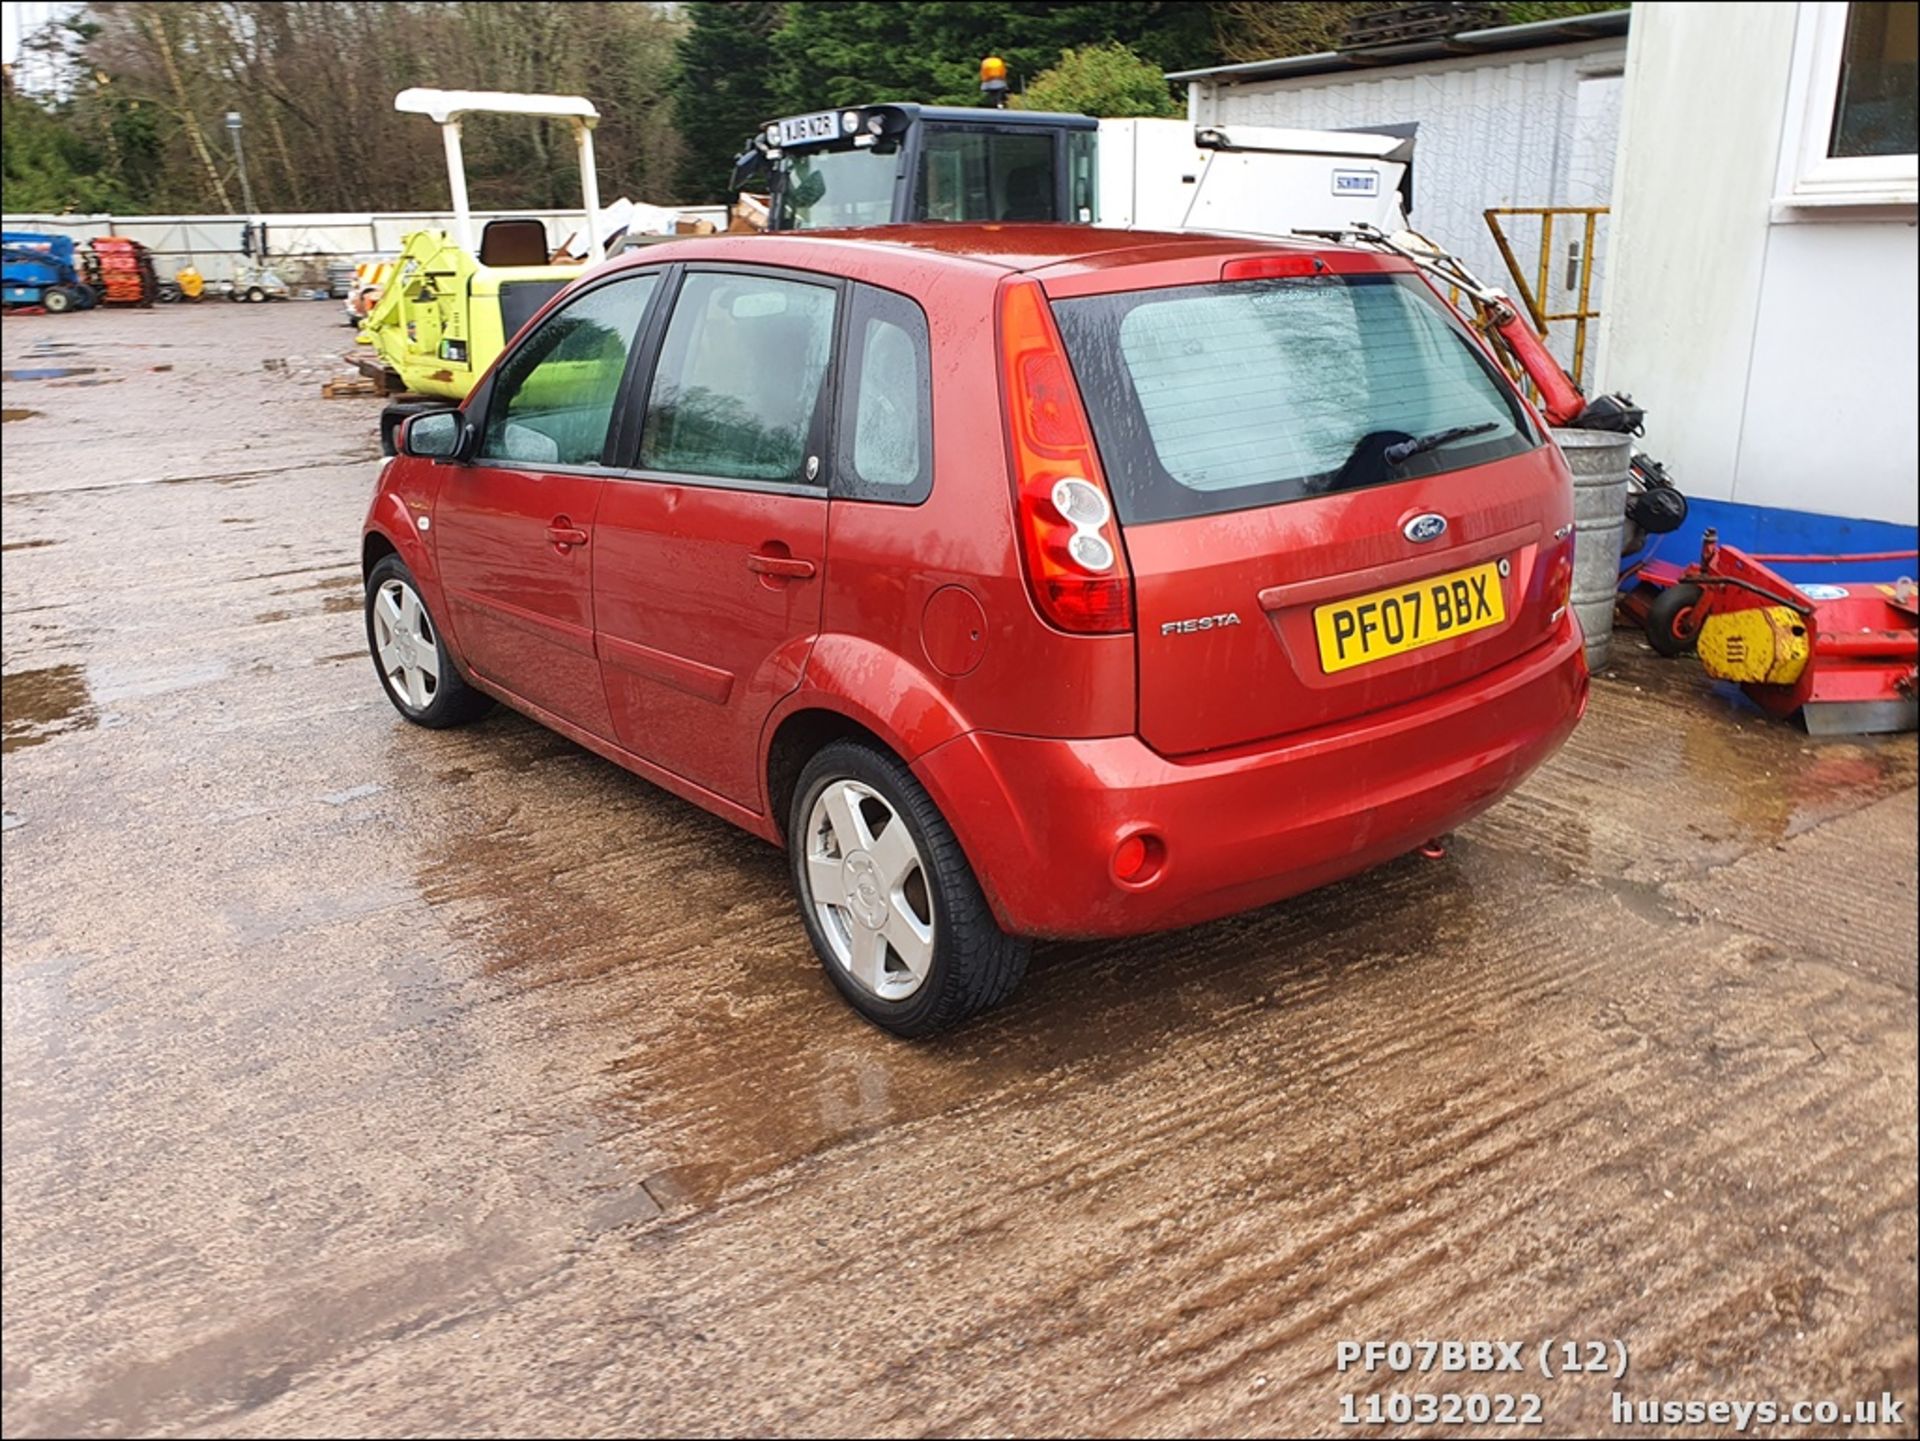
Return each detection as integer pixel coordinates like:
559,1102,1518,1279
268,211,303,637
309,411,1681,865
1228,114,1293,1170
3,302,1915,1438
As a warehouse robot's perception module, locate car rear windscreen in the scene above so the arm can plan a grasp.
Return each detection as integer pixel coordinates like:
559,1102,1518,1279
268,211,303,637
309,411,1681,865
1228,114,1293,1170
1051,273,1539,525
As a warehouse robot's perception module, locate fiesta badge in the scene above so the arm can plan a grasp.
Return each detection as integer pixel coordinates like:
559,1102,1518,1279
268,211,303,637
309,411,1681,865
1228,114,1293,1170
1404,513,1448,543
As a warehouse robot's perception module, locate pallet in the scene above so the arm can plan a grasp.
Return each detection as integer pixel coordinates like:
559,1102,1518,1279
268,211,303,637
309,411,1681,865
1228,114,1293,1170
320,375,385,399
1340,3,1502,51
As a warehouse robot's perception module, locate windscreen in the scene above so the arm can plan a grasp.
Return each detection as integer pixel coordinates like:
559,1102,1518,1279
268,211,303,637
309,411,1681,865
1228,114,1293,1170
777,148,897,229
1052,274,1538,524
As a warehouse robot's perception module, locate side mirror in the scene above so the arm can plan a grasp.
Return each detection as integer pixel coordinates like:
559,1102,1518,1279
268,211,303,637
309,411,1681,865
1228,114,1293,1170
728,145,767,195
400,409,465,460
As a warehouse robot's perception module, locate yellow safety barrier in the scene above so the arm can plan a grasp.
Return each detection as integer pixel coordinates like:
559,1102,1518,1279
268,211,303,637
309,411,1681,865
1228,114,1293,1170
1484,206,1608,391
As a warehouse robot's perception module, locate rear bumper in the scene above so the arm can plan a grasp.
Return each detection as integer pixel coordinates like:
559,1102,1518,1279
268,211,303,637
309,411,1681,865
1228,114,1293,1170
913,616,1588,938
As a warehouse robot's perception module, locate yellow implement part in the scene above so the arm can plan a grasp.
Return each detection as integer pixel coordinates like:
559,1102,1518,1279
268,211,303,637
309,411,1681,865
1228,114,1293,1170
358,228,581,399
1697,606,1811,686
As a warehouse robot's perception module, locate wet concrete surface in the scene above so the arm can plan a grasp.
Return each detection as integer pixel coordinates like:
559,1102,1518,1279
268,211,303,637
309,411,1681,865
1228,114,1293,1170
3,304,1915,1437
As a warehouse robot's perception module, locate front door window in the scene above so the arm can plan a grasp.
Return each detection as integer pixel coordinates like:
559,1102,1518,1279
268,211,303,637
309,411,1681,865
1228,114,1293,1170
480,275,659,469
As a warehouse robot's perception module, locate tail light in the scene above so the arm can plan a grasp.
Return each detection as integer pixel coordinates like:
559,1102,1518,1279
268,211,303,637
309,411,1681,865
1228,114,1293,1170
997,279,1132,634
1544,535,1575,623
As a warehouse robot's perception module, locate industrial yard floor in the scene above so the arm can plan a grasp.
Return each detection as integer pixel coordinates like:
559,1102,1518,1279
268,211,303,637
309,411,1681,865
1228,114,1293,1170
3,302,1915,1437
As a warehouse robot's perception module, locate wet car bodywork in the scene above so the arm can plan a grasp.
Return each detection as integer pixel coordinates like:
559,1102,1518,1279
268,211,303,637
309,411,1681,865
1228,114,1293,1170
363,225,1587,1026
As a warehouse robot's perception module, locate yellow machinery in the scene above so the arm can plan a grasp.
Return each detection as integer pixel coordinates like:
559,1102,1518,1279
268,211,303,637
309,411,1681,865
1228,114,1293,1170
157,266,205,303
1697,607,1813,688
357,88,607,401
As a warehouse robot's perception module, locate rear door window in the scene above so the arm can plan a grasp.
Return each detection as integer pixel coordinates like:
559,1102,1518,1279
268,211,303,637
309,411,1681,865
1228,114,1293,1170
480,274,659,468
1052,273,1538,524
833,284,932,502
639,270,838,485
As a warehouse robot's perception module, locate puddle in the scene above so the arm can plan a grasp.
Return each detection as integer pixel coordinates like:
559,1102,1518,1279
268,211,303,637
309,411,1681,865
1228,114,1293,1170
49,378,122,388
2,408,41,423
270,572,363,615
1,539,57,553
2,367,98,381
2,665,98,754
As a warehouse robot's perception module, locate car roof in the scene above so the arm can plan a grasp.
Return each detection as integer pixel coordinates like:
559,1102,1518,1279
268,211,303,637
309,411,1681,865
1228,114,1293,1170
615,224,1402,282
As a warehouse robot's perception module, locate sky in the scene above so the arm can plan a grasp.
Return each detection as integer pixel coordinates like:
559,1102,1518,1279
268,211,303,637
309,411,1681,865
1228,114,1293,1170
4,1,74,74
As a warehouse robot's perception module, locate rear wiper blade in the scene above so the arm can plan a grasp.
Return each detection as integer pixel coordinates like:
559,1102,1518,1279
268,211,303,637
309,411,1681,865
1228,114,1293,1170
1384,422,1499,465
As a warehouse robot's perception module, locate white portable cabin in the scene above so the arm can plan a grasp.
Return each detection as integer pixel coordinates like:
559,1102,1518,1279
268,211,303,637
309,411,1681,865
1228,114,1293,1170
1096,119,1412,235
1167,11,1631,366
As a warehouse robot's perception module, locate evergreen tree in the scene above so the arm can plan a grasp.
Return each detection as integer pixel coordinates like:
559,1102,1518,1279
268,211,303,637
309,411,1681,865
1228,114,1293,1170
1018,42,1182,118
768,2,1218,114
673,1,788,203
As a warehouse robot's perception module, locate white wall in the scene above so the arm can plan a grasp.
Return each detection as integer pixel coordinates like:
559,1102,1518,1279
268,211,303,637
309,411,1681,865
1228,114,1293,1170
2,210,587,287
1190,37,1629,358
1596,2,1918,526
1736,218,1918,520
2,205,730,288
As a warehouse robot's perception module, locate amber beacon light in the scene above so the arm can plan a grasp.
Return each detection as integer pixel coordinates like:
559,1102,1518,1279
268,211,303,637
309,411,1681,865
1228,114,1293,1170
980,54,1009,107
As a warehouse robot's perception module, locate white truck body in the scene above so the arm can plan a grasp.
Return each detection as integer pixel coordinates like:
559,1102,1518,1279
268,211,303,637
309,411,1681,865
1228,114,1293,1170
1095,119,1411,236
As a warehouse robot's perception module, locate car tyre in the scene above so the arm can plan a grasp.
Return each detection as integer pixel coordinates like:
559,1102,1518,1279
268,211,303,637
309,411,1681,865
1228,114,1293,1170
790,739,1029,1038
246,285,267,303
41,286,75,313
364,554,492,729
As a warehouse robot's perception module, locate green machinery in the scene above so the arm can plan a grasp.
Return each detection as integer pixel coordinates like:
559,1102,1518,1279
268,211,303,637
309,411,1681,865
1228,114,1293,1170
357,88,607,401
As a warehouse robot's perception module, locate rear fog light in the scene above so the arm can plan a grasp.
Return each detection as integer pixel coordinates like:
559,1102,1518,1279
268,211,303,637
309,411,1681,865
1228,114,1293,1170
1113,832,1166,886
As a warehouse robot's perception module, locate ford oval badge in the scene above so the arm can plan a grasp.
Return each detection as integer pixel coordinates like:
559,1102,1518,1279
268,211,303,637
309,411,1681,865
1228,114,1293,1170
1404,513,1448,543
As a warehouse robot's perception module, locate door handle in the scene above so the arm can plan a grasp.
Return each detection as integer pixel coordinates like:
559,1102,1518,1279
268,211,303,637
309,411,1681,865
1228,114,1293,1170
746,550,816,580
547,520,589,552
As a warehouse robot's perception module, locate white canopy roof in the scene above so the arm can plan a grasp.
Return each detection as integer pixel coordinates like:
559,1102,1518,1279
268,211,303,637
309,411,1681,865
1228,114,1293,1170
394,88,599,126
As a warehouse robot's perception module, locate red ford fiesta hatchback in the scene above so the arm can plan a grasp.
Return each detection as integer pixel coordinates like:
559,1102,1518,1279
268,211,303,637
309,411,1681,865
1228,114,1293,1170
362,226,1587,1036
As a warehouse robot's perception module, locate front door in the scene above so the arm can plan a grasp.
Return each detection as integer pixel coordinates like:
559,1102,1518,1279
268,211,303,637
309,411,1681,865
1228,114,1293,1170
593,267,838,807
433,272,662,737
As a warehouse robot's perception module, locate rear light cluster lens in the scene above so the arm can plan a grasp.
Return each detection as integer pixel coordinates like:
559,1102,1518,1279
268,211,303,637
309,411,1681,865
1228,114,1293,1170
999,280,1133,634
1544,536,1575,622
1052,478,1116,571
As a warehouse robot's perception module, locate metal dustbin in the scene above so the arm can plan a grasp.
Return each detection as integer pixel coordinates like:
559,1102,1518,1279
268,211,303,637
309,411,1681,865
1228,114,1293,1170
1551,427,1632,671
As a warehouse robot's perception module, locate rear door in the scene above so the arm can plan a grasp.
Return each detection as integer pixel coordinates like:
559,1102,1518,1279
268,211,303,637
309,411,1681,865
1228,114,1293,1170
1051,267,1570,758
592,266,837,807
434,271,663,737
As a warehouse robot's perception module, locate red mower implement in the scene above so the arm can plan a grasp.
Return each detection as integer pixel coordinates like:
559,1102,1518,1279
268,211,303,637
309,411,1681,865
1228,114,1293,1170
1621,530,1919,736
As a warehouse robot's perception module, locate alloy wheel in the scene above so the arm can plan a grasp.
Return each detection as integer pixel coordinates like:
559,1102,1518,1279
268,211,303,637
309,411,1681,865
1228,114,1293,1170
371,577,441,712
803,779,935,1001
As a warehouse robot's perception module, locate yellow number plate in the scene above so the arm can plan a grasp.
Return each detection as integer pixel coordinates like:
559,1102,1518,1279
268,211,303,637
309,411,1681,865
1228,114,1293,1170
1313,560,1506,673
